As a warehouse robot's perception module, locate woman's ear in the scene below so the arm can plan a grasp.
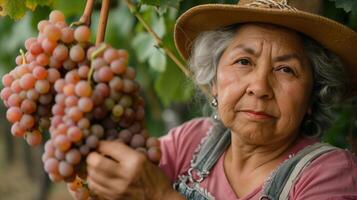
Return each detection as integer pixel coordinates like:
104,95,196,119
211,82,217,97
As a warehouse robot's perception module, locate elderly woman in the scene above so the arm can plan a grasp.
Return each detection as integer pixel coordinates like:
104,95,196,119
82,0,357,199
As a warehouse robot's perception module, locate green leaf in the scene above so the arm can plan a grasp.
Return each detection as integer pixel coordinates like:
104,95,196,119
140,0,181,9
0,0,27,20
0,0,52,20
26,0,52,10
152,15,165,37
51,0,85,17
155,60,193,106
110,4,135,36
132,32,155,62
149,48,166,72
141,0,161,6
159,0,181,8
329,0,354,13
348,1,357,30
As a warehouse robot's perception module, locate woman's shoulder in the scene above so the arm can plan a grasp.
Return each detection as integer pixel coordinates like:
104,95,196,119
291,146,357,199
160,117,213,147
159,117,214,182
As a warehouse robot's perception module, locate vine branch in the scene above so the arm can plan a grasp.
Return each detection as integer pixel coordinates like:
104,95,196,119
123,0,211,98
96,0,110,45
71,0,95,27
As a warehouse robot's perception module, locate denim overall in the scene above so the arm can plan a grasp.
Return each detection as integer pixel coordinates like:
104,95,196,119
173,121,338,200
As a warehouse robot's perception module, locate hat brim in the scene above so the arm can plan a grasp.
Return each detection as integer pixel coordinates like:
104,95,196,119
174,4,357,96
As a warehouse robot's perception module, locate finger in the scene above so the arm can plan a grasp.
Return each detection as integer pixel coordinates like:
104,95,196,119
86,152,119,177
87,177,121,200
97,141,139,163
88,176,130,200
87,165,128,190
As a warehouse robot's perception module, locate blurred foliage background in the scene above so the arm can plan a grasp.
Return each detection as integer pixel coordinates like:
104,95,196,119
0,0,356,199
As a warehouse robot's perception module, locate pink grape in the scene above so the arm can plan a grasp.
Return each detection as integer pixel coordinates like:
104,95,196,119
65,149,81,165
6,107,22,123
33,66,48,80
55,135,71,152
26,130,42,146
67,126,83,142
53,44,69,61
78,97,93,112
75,81,92,97
20,114,35,129
74,26,91,42
29,42,43,55
21,99,37,114
103,48,119,63
20,74,36,90
7,94,22,107
47,68,61,83
49,10,65,23
110,59,127,75
41,38,57,54
61,27,74,44
2,74,14,87
59,161,74,177
11,122,26,137
44,25,61,42
35,80,51,94
36,53,50,66
98,66,113,82
70,44,85,62
1,87,12,101
44,158,59,173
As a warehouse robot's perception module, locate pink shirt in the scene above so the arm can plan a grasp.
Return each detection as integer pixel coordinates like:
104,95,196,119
159,118,357,200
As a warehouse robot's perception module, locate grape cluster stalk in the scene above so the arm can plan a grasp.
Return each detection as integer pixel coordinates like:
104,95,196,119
0,10,161,200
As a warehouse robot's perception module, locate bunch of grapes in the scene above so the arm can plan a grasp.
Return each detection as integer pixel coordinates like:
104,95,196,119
0,10,92,146
0,10,161,200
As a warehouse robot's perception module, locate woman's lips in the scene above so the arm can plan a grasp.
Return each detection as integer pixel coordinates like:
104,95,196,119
240,110,274,120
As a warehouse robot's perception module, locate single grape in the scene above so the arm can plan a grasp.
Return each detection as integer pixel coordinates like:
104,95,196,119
74,26,91,43
44,25,61,42
70,44,85,62
59,161,74,177
49,10,65,23
65,149,82,165
26,130,42,146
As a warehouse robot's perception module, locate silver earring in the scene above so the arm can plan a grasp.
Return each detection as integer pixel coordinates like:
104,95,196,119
211,97,218,107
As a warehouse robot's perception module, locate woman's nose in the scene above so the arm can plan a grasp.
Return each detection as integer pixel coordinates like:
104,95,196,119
246,70,274,100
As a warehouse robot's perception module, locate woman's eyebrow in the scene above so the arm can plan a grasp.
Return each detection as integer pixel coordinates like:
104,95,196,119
231,44,257,56
273,53,302,64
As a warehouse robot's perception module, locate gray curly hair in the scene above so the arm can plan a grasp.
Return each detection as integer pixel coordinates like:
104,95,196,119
188,25,346,138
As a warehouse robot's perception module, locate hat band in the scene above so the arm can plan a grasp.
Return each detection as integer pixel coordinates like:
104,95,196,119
247,0,298,12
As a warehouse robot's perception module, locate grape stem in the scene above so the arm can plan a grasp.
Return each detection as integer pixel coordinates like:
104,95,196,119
88,43,108,83
96,0,110,45
122,0,211,98
20,49,26,65
71,0,95,27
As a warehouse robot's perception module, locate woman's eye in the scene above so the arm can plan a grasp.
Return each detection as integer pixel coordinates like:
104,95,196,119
276,66,295,75
235,58,251,65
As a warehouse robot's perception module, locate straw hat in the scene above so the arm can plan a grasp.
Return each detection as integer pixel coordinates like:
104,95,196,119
174,0,357,96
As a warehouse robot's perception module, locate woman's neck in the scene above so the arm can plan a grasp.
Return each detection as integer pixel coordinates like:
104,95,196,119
224,132,299,197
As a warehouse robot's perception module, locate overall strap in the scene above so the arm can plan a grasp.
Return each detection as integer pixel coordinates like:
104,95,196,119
173,121,231,200
190,121,231,180
261,143,338,200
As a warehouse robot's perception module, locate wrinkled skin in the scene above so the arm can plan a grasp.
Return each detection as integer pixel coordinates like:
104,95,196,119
213,24,314,197
85,141,184,200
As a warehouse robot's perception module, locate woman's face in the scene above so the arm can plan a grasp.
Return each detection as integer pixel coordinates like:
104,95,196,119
213,24,313,145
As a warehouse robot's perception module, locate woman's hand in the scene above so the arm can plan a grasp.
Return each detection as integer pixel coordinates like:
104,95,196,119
86,140,183,200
